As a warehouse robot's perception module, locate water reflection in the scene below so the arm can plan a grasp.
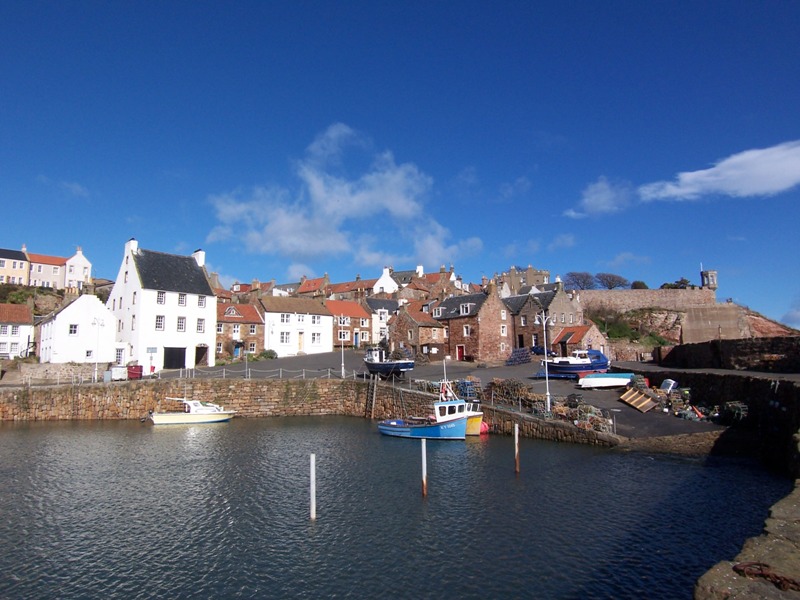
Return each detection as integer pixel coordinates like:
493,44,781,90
0,417,792,599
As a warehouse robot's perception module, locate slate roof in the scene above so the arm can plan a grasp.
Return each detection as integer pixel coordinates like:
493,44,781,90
364,298,398,313
0,303,34,324
390,269,418,285
132,249,214,295
433,292,488,320
502,294,531,315
0,248,28,261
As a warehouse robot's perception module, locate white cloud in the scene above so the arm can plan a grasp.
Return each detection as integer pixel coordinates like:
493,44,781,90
206,123,444,267
639,140,800,201
547,233,575,252
497,176,532,202
61,181,89,197
783,296,800,329
564,176,632,218
605,252,651,269
286,263,314,281
412,221,482,269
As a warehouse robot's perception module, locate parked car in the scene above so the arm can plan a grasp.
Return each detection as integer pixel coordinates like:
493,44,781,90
531,345,557,357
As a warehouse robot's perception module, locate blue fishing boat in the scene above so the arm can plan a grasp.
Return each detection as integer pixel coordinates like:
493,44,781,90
377,398,468,440
364,347,415,378
543,349,609,375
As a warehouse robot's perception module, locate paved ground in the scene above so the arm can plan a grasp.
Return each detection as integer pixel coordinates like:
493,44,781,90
182,350,729,440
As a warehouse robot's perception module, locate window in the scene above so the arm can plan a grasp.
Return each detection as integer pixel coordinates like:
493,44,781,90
155,315,165,331
463,325,471,336
362,331,370,342
216,323,223,333
233,324,240,335
501,324,507,336
432,328,439,339
280,331,290,344
378,310,388,322
115,348,124,364
338,330,350,341
0,325,7,336
113,299,116,310
131,315,136,331
197,318,205,333
11,325,19,336
433,307,443,318
249,325,257,334
12,261,17,269
338,316,350,326
86,350,93,358
132,291,136,305
0,260,4,267
69,265,74,274
459,304,471,315
10,342,19,354
312,332,321,344
408,330,413,341
360,318,368,327
37,265,42,273
297,314,304,323
280,313,290,323
157,291,165,305
521,315,527,326
500,343,506,352
69,324,78,336
124,271,128,283
0,343,7,353
501,310,507,320
569,313,574,324
177,316,186,332
533,333,539,346
178,293,187,306
198,296,206,308
216,343,223,354
311,315,321,325
561,313,565,323
444,327,449,338
248,342,256,353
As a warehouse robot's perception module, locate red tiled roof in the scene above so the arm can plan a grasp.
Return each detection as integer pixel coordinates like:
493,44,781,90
551,325,590,345
325,300,370,319
0,303,34,324
217,303,263,323
327,279,378,294
297,277,327,294
404,301,441,327
26,253,67,266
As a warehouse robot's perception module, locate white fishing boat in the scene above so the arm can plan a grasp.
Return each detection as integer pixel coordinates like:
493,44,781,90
147,397,236,425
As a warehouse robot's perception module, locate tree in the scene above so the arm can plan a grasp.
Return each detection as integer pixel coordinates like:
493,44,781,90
660,277,692,289
630,280,649,289
564,271,595,290
594,273,630,290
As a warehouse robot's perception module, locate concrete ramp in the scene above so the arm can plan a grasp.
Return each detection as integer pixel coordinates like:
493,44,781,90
681,305,748,343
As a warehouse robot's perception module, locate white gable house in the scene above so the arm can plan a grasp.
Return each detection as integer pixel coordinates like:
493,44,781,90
259,296,334,357
107,239,217,372
38,295,116,367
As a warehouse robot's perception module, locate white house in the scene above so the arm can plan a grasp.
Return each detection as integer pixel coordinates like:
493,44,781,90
372,267,400,295
364,297,398,345
0,303,34,359
259,296,334,357
107,239,217,371
25,245,93,291
38,295,116,367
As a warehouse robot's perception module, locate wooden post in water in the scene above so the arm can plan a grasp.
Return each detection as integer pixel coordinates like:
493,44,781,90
421,439,428,497
310,454,317,520
514,423,520,475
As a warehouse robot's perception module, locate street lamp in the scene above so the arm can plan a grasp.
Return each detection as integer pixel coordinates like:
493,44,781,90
92,317,104,383
535,310,555,413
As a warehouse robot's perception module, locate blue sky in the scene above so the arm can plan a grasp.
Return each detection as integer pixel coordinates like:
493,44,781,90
2,2,800,327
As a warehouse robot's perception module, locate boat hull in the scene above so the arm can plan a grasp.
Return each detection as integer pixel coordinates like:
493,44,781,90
378,417,467,440
364,360,415,377
149,411,235,425
578,373,634,389
466,414,484,436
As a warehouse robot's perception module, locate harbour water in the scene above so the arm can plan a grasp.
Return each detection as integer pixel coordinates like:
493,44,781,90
0,416,792,599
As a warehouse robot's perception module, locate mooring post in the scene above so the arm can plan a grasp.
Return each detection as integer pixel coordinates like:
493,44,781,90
515,423,520,475
421,439,428,497
310,453,317,521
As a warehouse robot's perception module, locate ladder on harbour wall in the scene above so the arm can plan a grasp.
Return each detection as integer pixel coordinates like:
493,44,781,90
366,374,379,419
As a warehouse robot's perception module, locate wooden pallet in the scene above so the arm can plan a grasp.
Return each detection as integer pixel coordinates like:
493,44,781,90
619,388,659,413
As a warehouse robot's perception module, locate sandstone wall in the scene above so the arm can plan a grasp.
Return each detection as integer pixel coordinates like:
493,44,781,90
578,288,716,313
658,336,800,373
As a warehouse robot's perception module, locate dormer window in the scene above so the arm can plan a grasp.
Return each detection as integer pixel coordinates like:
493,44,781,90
459,303,471,315
433,307,443,318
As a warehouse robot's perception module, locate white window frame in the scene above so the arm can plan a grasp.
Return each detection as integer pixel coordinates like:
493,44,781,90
338,330,350,341
155,315,165,331
69,324,78,336
157,291,165,305
177,316,186,332
197,318,205,333
178,293,187,306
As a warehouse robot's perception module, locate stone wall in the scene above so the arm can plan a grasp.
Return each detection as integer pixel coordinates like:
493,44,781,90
578,288,716,313
658,336,800,373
